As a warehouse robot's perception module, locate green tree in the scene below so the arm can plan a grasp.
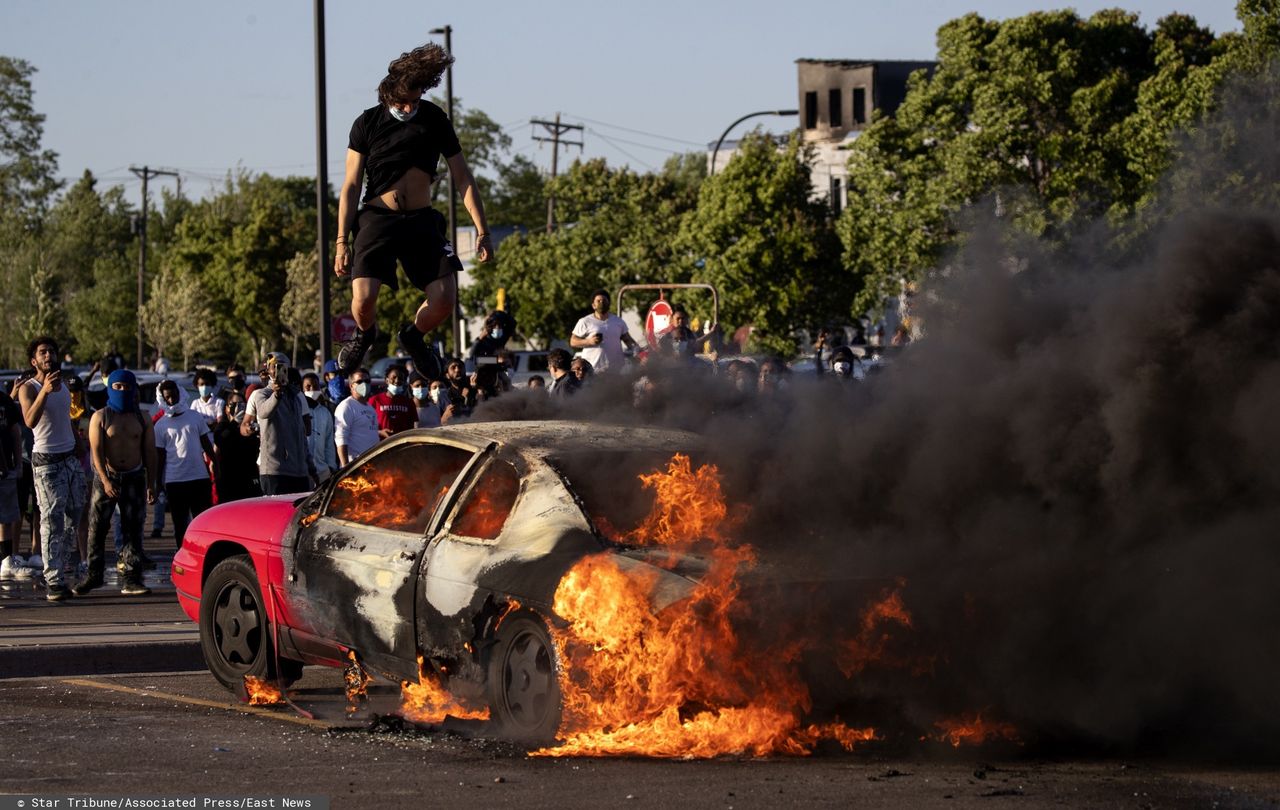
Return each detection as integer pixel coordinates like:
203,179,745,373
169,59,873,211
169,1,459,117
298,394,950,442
675,132,846,356
166,172,322,364
485,154,546,228
141,265,220,370
0,56,61,221
837,10,1221,314
44,171,139,359
463,156,701,347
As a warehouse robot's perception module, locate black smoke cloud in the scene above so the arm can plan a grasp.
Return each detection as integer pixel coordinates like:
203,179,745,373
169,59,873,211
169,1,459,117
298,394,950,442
472,70,1280,755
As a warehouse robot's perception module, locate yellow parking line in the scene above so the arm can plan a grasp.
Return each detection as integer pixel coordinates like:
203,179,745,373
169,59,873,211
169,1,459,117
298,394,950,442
61,677,332,729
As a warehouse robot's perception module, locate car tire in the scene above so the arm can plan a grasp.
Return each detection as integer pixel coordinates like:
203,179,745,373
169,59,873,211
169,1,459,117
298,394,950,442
198,554,301,694
486,611,562,741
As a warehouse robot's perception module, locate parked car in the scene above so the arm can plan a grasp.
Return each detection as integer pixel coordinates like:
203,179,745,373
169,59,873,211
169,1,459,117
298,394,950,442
173,421,716,738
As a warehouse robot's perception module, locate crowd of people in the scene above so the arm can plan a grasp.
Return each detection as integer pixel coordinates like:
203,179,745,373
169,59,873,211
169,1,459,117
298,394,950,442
0,40,883,602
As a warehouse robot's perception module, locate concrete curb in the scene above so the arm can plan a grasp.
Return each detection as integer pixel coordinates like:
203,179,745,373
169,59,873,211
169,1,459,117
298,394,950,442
0,641,204,679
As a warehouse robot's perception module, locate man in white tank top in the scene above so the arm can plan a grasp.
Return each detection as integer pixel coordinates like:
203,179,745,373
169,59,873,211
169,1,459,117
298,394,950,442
17,336,87,601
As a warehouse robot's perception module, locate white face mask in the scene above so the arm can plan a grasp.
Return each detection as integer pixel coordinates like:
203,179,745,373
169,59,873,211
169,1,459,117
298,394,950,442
411,386,426,401
429,387,444,405
388,103,418,122
352,381,369,398
198,385,213,398
304,389,322,401
833,361,851,376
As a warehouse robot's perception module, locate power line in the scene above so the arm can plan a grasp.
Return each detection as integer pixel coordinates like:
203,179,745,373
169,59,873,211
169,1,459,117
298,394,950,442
583,128,682,155
562,113,704,147
586,128,656,171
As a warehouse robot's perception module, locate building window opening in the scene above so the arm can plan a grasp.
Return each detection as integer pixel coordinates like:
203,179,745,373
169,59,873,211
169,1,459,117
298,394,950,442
853,87,867,125
828,88,843,128
805,91,818,129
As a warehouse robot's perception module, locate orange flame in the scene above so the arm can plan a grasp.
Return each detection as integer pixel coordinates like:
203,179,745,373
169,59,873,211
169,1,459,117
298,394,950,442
933,712,1021,747
534,454,874,758
243,675,285,705
400,655,489,724
837,582,915,678
344,651,372,713
330,468,449,530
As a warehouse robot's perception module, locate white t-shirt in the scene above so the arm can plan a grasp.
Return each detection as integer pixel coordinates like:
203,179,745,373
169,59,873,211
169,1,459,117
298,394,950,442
190,395,224,426
572,313,630,372
154,409,211,484
334,397,380,460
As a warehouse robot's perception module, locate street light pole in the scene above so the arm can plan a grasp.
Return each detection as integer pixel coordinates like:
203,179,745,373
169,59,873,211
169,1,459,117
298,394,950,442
430,24,459,358
314,0,332,366
710,109,799,175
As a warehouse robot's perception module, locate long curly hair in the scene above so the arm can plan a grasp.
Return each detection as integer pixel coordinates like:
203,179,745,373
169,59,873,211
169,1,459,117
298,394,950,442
377,43,454,105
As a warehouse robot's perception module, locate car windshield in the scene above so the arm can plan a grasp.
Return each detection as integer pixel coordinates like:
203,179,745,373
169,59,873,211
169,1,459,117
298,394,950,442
547,449,726,546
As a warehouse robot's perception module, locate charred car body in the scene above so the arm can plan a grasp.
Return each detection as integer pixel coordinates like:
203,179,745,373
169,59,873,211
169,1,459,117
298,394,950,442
173,420,706,738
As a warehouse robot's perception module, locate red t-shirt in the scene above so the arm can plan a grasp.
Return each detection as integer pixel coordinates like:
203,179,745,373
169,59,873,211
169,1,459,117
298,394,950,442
368,392,416,434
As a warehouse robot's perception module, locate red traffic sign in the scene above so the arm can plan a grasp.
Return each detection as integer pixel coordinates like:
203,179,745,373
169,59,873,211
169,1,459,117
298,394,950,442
645,299,674,347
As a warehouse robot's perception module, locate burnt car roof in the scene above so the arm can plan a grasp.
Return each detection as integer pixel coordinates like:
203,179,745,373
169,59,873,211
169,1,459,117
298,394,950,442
395,419,701,458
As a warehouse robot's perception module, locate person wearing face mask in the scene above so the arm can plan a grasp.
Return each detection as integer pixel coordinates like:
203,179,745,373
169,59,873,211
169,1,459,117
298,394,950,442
214,393,260,503
73,370,158,596
368,363,415,438
224,364,248,398
189,369,225,431
333,43,494,381
242,355,314,495
409,373,440,428
153,380,215,551
301,372,338,482
828,346,863,382
334,369,380,466
468,310,517,368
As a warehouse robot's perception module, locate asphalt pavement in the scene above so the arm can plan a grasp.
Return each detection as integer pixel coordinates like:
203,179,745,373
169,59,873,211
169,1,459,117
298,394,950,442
0,514,203,679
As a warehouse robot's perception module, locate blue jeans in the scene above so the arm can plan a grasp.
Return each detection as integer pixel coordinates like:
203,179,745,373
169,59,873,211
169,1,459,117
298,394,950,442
31,454,86,587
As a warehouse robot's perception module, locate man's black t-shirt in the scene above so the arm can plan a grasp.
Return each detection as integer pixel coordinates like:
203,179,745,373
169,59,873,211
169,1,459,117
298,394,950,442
348,102,462,203
0,391,20,473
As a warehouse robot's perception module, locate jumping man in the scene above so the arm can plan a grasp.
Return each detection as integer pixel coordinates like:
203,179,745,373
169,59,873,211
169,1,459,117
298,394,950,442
334,43,493,380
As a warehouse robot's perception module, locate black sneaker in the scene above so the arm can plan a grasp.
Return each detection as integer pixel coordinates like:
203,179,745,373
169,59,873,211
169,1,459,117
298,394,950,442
46,584,73,602
120,579,151,596
71,574,105,596
397,323,442,381
337,325,378,375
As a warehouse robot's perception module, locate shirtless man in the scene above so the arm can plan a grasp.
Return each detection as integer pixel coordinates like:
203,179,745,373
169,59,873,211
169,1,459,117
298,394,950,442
73,370,157,596
334,43,493,381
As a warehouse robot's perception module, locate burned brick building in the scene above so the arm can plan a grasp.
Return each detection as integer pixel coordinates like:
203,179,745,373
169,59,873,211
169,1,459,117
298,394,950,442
796,59,935,213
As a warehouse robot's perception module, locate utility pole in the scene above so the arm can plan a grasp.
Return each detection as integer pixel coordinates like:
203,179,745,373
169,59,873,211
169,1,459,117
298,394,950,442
129,165,179,368
430,24,459,357
315,0,332,365
531,113,583,233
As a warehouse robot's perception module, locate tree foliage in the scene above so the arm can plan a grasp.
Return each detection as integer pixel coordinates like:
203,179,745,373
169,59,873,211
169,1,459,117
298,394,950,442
463,154,702,348
0,56,61,221
166,172,323,364
675,132,847,355
140,265,220,370
837,9,1225,313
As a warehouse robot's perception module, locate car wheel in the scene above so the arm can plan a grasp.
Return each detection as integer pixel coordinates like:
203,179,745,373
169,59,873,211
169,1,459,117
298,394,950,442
486,611,562,741
199,555,301,693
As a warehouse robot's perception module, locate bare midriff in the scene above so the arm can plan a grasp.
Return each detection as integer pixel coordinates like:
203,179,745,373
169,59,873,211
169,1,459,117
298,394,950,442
368,167,437,211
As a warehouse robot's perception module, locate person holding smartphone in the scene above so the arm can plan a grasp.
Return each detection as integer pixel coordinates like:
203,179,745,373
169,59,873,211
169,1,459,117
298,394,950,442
16,336,86,601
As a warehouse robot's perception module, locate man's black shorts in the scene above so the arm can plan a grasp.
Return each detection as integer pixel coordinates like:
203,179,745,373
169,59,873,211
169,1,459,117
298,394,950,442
352,206,463,291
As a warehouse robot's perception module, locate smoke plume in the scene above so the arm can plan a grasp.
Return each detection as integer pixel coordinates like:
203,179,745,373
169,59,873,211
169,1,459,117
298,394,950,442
473,67,1280,756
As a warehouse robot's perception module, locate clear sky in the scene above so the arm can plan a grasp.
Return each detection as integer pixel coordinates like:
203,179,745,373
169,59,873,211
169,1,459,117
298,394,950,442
2,0,1242,200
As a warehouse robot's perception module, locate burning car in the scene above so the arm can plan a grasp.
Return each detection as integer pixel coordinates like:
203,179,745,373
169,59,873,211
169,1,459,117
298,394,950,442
173,421,718,739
